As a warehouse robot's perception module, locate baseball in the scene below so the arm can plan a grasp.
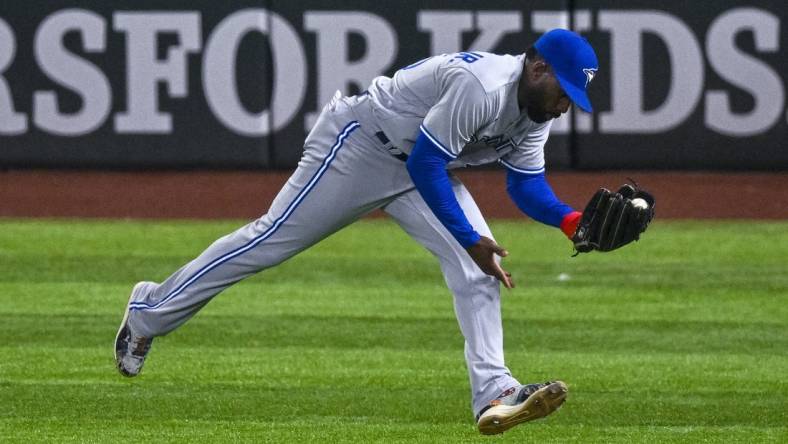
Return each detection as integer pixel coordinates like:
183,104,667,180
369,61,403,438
631,198,649,210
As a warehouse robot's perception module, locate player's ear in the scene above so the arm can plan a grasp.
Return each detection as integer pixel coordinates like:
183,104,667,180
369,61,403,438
529,59,549,82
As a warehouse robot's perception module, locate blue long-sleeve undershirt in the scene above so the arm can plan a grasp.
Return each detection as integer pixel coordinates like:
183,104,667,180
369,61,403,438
406,130,574,248
506,170,574,227
406,131,480,248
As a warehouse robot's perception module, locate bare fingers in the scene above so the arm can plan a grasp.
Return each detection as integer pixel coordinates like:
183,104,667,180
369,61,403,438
493,262,514,289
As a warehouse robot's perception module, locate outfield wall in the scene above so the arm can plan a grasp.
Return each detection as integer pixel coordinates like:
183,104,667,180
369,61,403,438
0,1,786,170
3,170,786,220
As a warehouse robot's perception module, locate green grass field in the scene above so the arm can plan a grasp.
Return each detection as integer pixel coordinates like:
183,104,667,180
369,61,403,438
1,219,786,443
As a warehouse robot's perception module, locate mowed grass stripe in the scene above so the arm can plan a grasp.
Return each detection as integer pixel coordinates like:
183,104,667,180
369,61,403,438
2,421,787,444
1,313,786,356
0,219,786,442
1,283,786,328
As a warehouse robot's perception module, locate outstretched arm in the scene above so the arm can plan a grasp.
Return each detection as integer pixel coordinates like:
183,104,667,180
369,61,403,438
506,170,581,238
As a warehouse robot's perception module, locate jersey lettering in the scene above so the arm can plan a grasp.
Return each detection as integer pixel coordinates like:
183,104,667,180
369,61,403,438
453,52,484,64
470,133,512,150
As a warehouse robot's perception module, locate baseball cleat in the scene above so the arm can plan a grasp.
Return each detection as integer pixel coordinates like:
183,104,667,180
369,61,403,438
476,380,568,435
114,281,157,377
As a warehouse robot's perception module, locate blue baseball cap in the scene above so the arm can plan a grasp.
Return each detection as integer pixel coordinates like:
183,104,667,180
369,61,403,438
534,29,598,113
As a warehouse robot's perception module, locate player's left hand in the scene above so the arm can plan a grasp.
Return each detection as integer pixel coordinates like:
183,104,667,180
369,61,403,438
572,182,655,254
466,236,514,289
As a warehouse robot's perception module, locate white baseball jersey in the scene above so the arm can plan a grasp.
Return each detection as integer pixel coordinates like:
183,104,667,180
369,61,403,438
366,51,552,175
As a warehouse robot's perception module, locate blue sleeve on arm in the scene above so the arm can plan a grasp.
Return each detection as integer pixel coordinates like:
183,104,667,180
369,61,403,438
406,132,481,248
506,170,574,227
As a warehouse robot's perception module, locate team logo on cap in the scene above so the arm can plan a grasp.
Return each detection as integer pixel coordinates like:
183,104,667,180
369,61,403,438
583,68,597,87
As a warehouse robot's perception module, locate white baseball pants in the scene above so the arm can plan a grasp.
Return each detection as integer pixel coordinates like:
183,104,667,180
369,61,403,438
127,93,520,416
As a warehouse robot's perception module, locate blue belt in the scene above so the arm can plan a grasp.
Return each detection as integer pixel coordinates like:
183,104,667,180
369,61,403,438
374,131,409,162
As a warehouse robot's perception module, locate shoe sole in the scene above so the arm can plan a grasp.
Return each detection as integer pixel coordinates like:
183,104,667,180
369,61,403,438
114,281,156,377
477,381,568,435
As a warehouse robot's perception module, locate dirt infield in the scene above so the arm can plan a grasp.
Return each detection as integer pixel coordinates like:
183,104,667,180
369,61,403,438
1,170,786,220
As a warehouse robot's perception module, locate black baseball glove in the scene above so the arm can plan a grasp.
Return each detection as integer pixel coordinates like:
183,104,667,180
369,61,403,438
572,182,655,254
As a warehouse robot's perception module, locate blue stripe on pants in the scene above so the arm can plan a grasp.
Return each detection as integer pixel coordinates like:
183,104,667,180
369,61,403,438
130,120,361,311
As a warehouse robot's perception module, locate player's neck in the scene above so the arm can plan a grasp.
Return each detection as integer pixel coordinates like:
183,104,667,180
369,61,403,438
517,62,529,112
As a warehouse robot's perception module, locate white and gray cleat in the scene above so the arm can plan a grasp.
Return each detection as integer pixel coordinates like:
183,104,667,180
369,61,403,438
476,380,568,435
114,282,157,377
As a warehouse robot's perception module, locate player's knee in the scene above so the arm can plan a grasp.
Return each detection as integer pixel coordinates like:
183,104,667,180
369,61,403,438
445,268,498,297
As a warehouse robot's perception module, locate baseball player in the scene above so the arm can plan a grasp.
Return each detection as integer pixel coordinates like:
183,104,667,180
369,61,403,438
115,29,600,435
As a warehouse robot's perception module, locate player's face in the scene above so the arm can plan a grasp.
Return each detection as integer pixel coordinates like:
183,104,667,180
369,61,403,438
523,61,572,123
